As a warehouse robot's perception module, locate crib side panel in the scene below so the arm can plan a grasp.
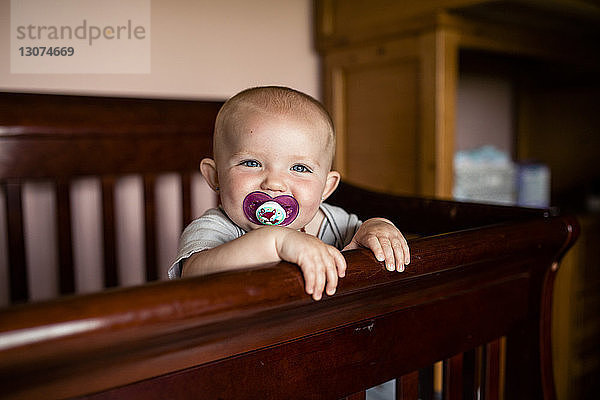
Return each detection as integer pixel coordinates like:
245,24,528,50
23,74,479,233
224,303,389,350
0,215,578,399
0,93,221,303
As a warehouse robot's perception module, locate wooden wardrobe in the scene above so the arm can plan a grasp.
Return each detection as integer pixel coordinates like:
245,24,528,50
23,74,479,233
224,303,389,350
314,1,600,399
314,0,600,198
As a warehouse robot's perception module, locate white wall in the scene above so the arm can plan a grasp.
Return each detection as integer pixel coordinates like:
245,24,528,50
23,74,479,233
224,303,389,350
0,0,320,99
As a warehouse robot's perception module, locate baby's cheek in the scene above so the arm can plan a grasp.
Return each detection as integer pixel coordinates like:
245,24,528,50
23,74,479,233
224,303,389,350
301,182,327,204
297,198,321,222
220,195,248,227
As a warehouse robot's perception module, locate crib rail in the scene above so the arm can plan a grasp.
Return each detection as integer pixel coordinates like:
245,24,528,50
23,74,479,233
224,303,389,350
0,214,578,399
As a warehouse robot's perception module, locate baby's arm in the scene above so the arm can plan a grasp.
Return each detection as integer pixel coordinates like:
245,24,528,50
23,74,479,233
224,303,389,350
182,226,346,300
343,218,410,272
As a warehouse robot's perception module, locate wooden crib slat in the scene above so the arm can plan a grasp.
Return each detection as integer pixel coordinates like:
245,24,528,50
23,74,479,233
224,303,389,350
101,177,119,288
461,349,478,400
498,338,506,400
4,182,28,303
485,339,501,400
181,172,192,227
475,346,484,400
55,180,75,294
397,371,419,400
444,353,463,400
143,174,158,281
419,366,434,400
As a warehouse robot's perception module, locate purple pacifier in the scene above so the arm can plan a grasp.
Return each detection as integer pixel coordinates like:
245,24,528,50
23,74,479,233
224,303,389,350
243,191,299,226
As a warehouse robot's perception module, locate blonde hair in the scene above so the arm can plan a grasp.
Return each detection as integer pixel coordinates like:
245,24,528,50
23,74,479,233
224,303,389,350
213,86,335,162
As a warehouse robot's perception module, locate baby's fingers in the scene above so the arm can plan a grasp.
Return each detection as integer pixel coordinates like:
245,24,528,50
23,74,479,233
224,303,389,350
302,267,316,297
379,237,398,272
330,247,347,278
304,253,331,301
365,235,397,271
366,234,408,272
312,265,327,301
324,259,338,297
324,248,346,296
365,235,386,264
391,238,407,272
394,235,410,267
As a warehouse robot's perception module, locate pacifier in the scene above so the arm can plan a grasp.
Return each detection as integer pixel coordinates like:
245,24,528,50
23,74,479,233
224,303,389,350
243,191,299,226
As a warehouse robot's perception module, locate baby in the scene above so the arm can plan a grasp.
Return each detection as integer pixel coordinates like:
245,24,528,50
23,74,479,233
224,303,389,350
169,86,410,300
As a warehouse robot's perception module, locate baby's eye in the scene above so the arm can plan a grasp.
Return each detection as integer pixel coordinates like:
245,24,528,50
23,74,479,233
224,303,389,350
240,160,261,168
291,164,312,173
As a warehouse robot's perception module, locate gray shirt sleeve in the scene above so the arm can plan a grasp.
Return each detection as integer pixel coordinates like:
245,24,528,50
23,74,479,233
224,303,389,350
168,208,245,279
318,203,362,249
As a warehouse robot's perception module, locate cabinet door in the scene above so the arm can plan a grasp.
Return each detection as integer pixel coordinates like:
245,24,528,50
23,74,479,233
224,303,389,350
345,60,420,194
322,33,457,197
323,39,420,195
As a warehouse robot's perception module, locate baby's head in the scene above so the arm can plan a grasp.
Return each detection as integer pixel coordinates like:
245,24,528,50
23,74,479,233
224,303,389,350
200,86,341,232
213,86,335,167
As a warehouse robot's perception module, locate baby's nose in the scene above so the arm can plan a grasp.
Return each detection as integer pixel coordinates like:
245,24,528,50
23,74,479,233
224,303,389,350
260,171,287,192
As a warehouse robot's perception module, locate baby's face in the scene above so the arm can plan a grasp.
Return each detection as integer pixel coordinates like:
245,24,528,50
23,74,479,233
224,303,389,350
214,111,335,232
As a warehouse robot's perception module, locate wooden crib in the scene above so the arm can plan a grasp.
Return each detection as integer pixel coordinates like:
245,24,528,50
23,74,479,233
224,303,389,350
0,93,578,399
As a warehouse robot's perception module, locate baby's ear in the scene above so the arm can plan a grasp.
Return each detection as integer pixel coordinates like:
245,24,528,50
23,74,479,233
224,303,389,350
200,158,219,192
322,170,341,201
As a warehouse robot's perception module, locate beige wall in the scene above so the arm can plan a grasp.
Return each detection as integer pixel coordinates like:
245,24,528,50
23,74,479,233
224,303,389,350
0,0,319,99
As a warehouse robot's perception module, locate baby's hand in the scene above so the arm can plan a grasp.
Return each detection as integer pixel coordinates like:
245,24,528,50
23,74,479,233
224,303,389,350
343,218,410,272
276,229,346,301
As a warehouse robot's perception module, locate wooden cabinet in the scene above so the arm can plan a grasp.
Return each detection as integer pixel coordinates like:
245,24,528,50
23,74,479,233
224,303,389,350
314,2,600,399
315,0,600,198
